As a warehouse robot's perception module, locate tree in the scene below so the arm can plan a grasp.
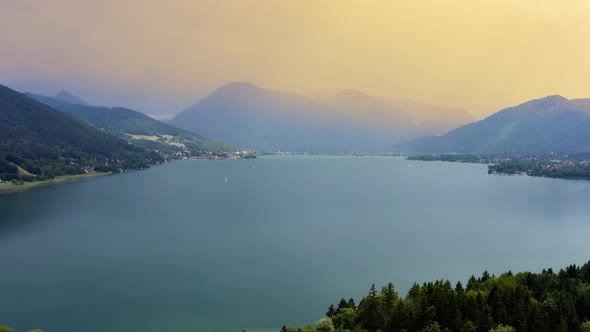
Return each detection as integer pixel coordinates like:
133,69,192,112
420,321,442,332
488,324,515,332
460,320,477,332
0,327,13,332
466,275,479,291
378,282,398,331
455,281,464,293
326,304,336,317
314,318,334,332
347,298,357,310
357,284,380,332
337,298,349,311
332,308,357,330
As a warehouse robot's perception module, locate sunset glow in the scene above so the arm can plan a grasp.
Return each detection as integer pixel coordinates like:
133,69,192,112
2,0,590,117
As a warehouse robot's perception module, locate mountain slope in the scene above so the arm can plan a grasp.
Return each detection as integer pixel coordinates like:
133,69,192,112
170,82,369,150
28,93,235,153
401,95,590,154
169,82,472,151
380,97,475,132
54,90,90,105
0,85,162,181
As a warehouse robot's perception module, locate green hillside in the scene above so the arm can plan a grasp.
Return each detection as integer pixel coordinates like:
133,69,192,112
28,93,235,154
0,85,162,182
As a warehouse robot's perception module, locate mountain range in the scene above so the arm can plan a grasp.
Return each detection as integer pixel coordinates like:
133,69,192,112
6,78,590,182
401,95,590,154
169,82,474,151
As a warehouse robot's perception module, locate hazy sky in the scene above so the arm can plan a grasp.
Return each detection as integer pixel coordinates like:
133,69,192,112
2,0,590,118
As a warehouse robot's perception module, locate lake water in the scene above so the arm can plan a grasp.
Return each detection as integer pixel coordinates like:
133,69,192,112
2,156,590,332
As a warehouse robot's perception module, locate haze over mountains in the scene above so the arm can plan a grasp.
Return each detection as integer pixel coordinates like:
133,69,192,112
169,82,475,151
401,95,590,154
10,80,590,157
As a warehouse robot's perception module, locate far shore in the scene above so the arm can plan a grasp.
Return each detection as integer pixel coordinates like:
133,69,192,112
0,172,109,194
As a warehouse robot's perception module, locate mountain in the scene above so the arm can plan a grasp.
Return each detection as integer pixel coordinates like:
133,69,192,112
321,89,415,129
0,85,162,182
321,90,474,134
28,93,235,154
401,95,590,154
380,97,475,133
54,89,90,105
170,82,363,150
570,98,590,113
169,82,473,151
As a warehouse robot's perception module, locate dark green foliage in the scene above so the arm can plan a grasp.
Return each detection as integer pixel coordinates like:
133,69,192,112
407,153,590,180
489,159,590,179
317,261,590,332
327,304,337,317
0,85,163,182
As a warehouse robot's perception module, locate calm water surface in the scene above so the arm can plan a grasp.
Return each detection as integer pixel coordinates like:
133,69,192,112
1,156,590,332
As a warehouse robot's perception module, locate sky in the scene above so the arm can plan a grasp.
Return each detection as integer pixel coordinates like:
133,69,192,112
1,0,590,119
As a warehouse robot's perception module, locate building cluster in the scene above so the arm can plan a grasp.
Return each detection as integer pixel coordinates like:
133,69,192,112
173,150,256,160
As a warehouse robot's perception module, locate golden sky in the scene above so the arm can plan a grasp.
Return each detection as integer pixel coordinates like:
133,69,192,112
2,0,590,117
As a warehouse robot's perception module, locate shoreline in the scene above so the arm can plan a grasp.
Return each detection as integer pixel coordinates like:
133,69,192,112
0,153,255,195
0,172,109,194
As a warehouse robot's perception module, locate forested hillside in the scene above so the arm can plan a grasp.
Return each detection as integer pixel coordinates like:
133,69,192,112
0,85,162,182
288,262,590,332
28,93,234,154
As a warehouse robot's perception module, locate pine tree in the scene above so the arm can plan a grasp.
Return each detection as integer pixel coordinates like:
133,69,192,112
326,304,336,317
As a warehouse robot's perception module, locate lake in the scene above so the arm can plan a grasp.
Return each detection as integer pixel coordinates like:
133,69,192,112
1,156,590,332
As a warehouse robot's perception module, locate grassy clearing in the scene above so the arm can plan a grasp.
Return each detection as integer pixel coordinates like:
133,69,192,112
0,173,108,194
127,134,160,141
127,133,186,148
16,164,35,177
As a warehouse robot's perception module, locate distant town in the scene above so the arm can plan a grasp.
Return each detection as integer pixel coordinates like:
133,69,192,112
168,150,257,161
408,153,590,180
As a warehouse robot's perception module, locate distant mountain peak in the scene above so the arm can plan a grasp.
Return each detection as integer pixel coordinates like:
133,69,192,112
518,94,568,106
216,82,261,92
204,82,268,102
541,94,567,101
54,90,89,106
508,94,578,116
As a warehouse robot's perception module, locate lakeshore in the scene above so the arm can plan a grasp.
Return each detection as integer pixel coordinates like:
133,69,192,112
408,153,590,180
0,151,257,194
0,172,109,194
